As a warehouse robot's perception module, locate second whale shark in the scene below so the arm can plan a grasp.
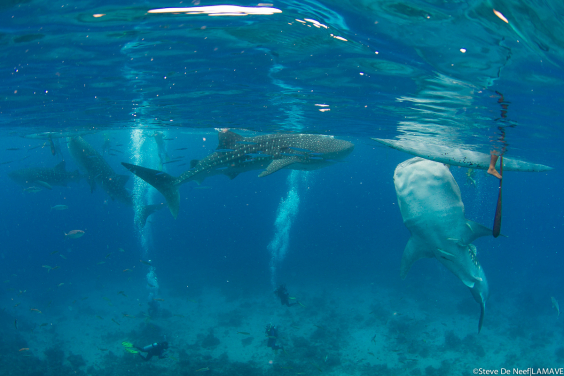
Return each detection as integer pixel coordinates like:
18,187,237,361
394,157,492,332
67,136,163,227
122,129,354,218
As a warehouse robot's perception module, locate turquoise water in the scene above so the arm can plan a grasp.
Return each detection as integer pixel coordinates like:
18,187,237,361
0,1,563,375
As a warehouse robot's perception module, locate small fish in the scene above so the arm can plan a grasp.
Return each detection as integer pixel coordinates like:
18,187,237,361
30,308,42,314
122,314,134,318
195,367,209,372
60,254,67,260
173,314,185,317
371,334,377,343
140,260,152,266
81,297,88,300
97,261,105,265
6,147,20,151
368,352,375,356
99,348,108,351
42,265,52,270
13,303,20,307
118,248,125,252
105,253,112,259
50,251,59,255
39,323,48,327
57,283,64,287
176,147,188,150
153,298,164,302
51,266,60,271
64,230,85,239
111,318,120,326
237,331,250,335
19,348,29,352
552,297,560,317
298,301,306,307
24,186,42,193
96,315,103,320
123,269,132,272
102,297,111,302
118,291,127,297
162,159,182,165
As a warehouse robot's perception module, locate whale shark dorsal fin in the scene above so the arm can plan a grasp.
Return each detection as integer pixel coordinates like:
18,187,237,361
463,220,492,243
400,237,435,279
54,161,66,172
259,157,300,178
217,130,244,150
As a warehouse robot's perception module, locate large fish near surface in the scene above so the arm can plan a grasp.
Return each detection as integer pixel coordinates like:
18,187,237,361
374,138,553,172
394,157,492,333
8,161,82,187
67,136,162,227
122,129,354,218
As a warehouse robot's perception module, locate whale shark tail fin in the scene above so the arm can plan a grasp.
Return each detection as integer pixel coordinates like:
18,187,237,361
400,237,435,279
478,301,485,333
122,162,180,219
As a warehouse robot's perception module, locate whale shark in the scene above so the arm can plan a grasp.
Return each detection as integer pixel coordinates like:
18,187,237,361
8,161,82,188
394,157,492,332
67,136,162,227
122,129,354,218
374,138,553,172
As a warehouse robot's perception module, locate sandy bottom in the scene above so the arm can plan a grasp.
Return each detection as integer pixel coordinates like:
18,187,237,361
6,276,564,375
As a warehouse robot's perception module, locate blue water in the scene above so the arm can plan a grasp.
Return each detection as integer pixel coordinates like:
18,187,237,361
1,0,563,375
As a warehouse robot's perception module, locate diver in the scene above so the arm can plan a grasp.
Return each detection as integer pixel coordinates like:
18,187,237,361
134,340,169,361
274,284,297,307
265,324,283,351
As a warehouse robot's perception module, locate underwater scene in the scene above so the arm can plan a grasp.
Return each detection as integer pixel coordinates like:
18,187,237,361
1,0,564,375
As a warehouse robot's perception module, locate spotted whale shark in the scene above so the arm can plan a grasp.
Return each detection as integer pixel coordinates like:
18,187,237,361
67,136,162,227
394,157,491,333
8,161,82,188
122,129,354,218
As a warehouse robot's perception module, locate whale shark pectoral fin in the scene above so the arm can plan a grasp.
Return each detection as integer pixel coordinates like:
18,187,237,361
259,157,300,178
122,162,180,219
464,220,493,243
400,237,434,279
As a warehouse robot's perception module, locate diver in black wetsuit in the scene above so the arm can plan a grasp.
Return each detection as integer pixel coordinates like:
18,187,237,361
265,324,283,351
134,341,169,361
274,284,297,307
